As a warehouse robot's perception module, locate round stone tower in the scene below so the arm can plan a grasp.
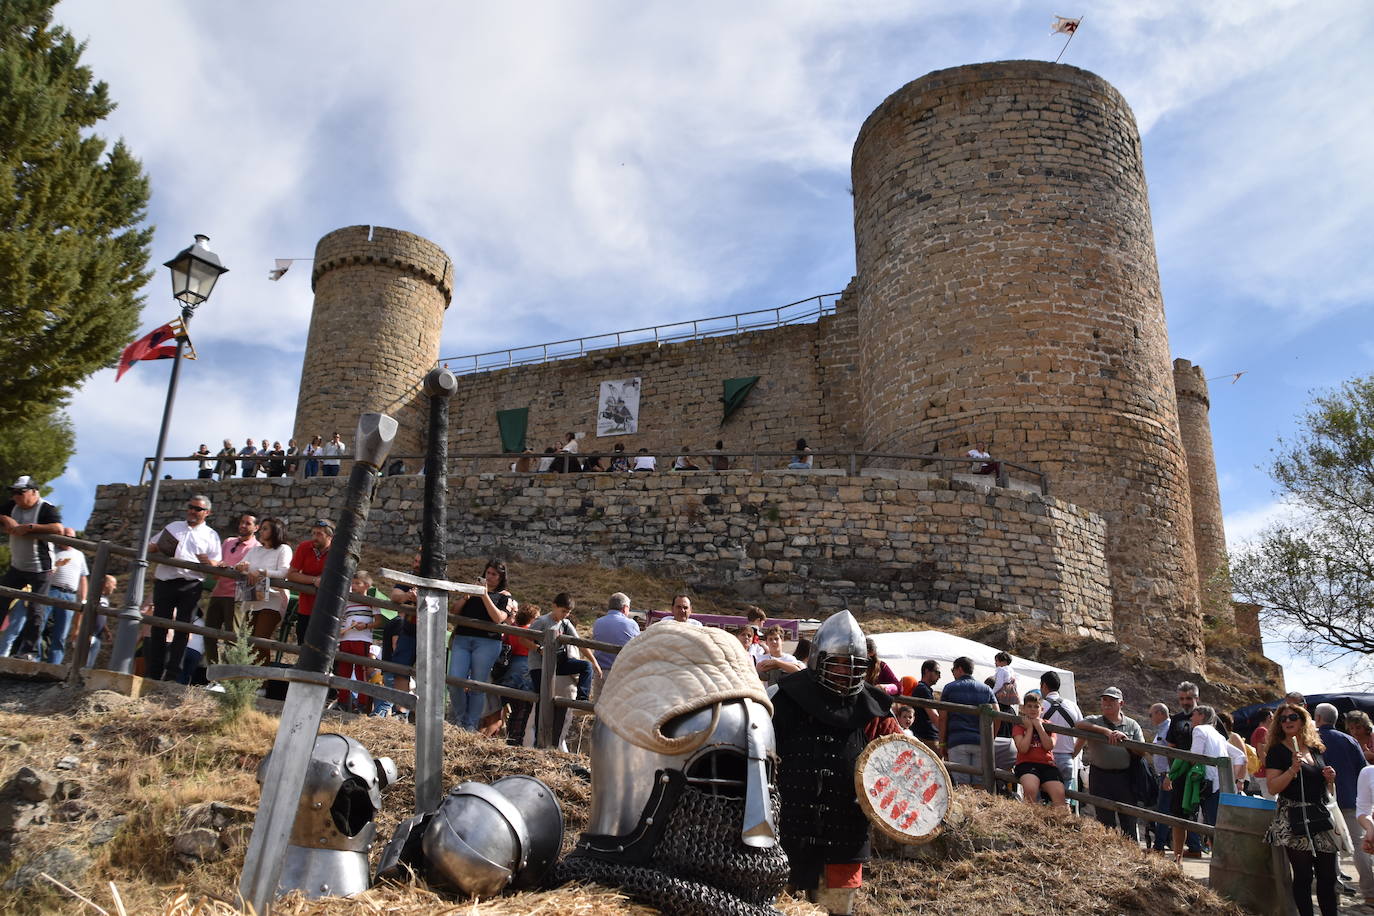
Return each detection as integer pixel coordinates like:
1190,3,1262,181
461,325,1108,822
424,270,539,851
1173,358,1231,624
850,61,1201,664
293,226,453,461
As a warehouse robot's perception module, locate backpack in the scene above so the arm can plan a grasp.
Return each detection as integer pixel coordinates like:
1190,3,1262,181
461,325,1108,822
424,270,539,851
1044,699,1075,729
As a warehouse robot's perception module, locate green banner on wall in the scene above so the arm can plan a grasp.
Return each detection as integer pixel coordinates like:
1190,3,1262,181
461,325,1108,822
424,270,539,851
722,377,759,423
496,407,529,453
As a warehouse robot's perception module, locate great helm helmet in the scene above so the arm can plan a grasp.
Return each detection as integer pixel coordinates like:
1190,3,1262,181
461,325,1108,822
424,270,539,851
259,733,396,899
585,622,778,848
808,609,868,696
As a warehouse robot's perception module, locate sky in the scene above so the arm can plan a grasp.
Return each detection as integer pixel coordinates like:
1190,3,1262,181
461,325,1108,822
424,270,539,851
44,1,1374,694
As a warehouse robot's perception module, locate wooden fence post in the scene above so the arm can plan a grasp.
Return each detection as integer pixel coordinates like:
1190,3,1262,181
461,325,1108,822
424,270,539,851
536,624,558,748
1218,757,1236,795
66,541,110,684
979,705,998,793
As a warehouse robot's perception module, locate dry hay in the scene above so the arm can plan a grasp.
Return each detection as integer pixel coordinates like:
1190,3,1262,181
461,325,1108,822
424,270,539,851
0,683,1243,916
856,788,1245,916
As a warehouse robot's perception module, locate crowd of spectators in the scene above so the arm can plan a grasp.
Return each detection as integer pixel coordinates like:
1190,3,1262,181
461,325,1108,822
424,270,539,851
190,433,349,481
5,475,1368,912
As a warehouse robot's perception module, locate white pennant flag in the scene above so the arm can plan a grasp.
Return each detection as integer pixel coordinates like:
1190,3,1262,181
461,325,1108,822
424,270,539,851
268,258,293,281
1051,16,1081,35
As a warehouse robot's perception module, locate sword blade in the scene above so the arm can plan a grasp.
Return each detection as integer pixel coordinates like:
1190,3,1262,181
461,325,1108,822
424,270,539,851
238,680,329,913
413,589,448,813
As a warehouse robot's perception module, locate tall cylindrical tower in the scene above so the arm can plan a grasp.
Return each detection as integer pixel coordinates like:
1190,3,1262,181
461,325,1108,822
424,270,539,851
851,61,1201,664
293,226,453,461
1173,358,1231,624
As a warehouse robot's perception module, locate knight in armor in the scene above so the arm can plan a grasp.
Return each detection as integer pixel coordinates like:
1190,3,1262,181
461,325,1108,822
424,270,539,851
771,610,898,916
552,620,790,916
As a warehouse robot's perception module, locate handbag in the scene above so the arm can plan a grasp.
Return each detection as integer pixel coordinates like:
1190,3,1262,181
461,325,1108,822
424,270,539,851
1287,800,1334,836
489,640,513,683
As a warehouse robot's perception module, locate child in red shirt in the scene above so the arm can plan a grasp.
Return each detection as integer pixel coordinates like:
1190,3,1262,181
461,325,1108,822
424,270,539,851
1012,692,1067,809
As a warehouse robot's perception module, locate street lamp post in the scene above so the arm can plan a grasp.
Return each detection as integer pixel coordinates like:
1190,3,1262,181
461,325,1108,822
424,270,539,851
109,235,229,676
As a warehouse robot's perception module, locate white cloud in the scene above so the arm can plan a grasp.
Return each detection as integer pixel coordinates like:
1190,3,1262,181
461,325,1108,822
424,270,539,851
38,0,1374,546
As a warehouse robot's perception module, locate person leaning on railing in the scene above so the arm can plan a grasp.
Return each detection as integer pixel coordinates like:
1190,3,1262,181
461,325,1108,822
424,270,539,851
938,656,996,784
1074,686,1146,842
237,517,293,664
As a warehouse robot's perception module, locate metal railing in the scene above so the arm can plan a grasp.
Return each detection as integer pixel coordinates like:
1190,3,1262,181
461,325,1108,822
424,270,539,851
140,449,1050,494
436,292,842,375
4,532,1235,830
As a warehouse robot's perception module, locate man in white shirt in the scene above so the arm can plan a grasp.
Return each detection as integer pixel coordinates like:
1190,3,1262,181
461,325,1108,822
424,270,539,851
668,594,702,626
322,432,347,476
145,494,222,681
755,625,804,686
631,448,657,472
1147,702,1174,852
1038,670,1083,788
33,527,87,664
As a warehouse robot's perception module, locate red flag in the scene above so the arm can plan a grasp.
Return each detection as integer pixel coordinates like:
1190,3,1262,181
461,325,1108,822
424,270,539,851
116,319,186,381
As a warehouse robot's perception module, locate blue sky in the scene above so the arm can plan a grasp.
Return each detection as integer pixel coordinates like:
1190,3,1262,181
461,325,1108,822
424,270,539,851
46,1,1373,692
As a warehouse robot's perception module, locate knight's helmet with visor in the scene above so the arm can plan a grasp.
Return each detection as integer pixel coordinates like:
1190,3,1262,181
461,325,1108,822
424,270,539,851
553,620,790,911
808,609,868,696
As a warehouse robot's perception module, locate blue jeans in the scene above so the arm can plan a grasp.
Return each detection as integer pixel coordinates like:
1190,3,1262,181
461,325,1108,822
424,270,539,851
500,655,533,745
322,464,340,477
528,658,593,748
448,635,503,730
0,579,52,657
304,459,319,478
39,587,77,664
371,671,397,717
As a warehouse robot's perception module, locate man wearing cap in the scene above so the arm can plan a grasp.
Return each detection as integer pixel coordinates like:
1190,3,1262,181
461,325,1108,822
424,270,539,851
0,477,63,658
286,520,333,643
145,494,223,681
1076,686,1146,841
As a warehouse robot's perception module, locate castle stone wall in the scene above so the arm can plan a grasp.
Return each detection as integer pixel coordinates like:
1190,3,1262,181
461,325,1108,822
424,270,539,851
445,295,863,460
1174,358,1231,623
850,61,1202,665
293,226,453,459
87,471,1113,638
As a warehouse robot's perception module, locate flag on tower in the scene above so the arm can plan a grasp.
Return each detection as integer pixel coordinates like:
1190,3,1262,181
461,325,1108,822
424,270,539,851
115,318,195,381
268,258,294,281
1051,16,1081,35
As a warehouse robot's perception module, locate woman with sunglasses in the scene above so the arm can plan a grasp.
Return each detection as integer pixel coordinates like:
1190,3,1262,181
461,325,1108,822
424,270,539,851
1263,704,1340,916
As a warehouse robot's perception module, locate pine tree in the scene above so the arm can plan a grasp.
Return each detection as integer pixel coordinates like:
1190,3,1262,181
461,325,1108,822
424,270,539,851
0,0,153,443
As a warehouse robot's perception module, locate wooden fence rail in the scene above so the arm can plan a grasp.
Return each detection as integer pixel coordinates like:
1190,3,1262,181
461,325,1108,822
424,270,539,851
10,533,1236,832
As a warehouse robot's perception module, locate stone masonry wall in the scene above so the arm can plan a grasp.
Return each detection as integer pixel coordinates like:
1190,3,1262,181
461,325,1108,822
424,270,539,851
87,470,1112,639
850,61,1202,665
445,292,863,462
1174,358,1232,623
292,226,454,460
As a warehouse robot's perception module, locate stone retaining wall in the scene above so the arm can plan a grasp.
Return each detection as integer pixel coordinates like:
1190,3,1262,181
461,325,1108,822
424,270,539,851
87,470,1112,638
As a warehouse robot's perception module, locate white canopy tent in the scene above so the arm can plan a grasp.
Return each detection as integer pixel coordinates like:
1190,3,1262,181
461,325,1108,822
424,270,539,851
867,630,1079,708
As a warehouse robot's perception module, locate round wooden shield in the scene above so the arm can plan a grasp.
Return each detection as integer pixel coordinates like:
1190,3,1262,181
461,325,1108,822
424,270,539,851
854,733,951,845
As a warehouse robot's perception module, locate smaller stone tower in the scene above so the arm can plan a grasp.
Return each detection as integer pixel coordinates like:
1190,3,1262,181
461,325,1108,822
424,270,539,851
293,226,453,461
1173,358,1232,624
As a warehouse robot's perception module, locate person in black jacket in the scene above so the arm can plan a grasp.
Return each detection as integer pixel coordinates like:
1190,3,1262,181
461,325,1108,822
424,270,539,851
772,610,897,916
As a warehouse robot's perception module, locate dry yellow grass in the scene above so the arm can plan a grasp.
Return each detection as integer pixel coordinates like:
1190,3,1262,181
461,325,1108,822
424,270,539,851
0,678,1250,916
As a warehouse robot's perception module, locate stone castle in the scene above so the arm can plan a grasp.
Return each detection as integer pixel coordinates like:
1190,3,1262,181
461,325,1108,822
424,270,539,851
92,61,1249,671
